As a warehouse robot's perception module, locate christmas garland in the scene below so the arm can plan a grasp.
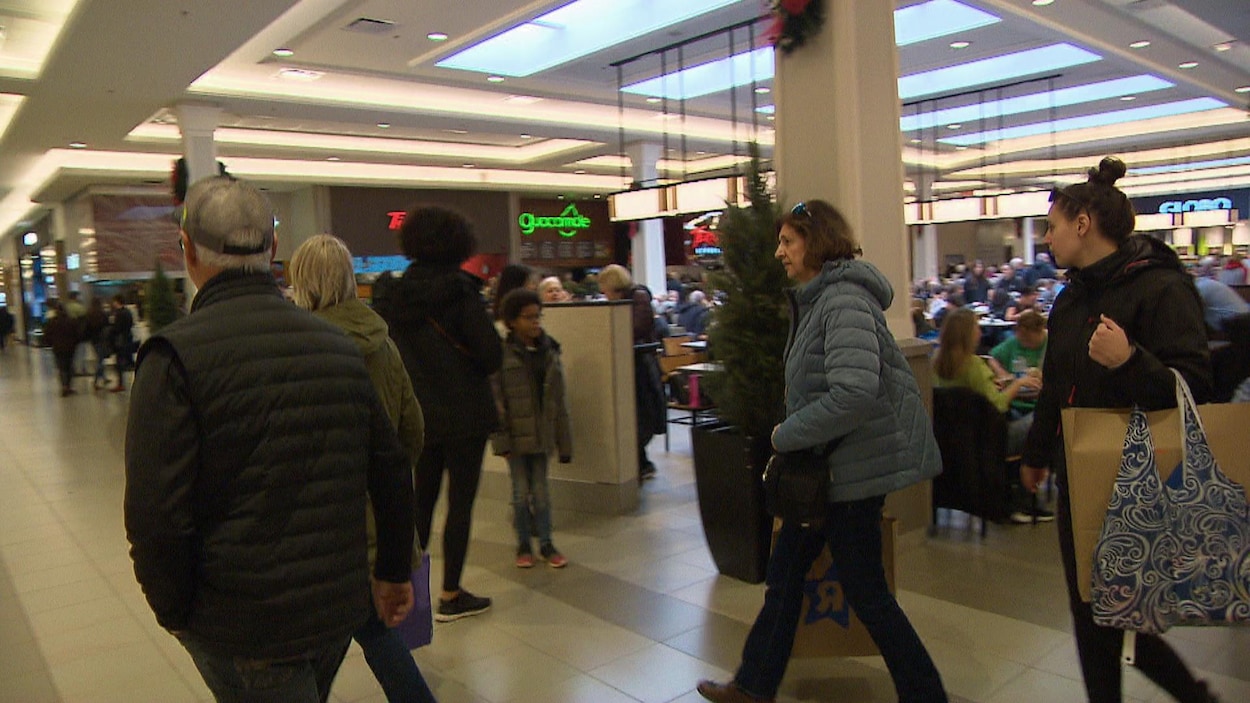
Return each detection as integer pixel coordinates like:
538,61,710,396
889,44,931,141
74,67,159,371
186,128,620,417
768,0,826,54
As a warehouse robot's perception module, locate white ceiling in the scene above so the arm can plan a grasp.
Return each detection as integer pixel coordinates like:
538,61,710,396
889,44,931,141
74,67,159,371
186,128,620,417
0,0,1247,243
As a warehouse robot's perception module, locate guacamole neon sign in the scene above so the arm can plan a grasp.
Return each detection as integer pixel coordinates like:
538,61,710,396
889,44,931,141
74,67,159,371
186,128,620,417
518,204,591,238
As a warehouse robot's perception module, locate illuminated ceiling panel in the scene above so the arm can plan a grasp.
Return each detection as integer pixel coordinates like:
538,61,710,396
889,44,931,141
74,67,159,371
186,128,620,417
621,47,772,100
435,0,739,77
899,44,1102,100
940,98,1227,145
894,0,1000,46
900,75,1173,132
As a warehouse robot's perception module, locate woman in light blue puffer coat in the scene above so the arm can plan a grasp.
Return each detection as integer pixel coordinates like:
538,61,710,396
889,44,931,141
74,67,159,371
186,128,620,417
699,200,946,703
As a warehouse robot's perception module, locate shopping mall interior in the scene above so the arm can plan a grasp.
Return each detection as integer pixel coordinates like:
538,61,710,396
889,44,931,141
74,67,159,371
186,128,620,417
0,0,1249,701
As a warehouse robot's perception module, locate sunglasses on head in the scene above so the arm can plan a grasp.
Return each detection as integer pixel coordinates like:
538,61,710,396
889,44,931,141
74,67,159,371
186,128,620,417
791,201,810,217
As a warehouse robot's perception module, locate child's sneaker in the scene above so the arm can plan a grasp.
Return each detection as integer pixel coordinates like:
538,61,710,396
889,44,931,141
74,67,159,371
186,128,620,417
435,590,491,622
540,544,568,568
515,550,534,568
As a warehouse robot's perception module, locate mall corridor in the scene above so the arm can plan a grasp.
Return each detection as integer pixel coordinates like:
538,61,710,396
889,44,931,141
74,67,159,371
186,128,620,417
0,346,1247,703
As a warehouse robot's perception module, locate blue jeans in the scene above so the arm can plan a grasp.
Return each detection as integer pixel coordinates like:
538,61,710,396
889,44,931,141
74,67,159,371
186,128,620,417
734,495,947,703
178,633,351,703
353,611,436,703
508,453,552,551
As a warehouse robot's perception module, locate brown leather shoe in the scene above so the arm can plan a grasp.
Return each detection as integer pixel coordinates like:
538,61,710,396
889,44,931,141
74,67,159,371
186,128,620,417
696,680,775,703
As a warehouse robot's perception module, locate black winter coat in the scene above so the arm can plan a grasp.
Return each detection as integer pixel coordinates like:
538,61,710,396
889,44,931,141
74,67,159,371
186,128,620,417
1022,236,1212,471
124,271,414,659
380,262,502,443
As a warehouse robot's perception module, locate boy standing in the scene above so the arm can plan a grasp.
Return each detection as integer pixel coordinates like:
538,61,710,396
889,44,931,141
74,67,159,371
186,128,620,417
491,289,573,568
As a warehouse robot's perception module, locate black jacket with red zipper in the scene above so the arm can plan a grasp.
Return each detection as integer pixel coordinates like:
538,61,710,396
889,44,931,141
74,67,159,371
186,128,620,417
1022,234,1212,473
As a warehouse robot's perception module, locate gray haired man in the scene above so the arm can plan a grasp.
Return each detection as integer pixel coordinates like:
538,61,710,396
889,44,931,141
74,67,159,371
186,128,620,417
124,177,415,703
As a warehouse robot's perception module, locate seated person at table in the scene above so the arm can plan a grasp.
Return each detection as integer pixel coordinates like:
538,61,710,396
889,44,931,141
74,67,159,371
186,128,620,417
934,309,1049,523
932,290,963,331
988,287,1012,319
1004,285,1040,322
986,310,1048,417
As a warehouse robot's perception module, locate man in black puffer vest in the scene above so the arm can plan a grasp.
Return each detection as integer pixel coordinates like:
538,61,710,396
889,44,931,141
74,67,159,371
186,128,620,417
124,177,415,703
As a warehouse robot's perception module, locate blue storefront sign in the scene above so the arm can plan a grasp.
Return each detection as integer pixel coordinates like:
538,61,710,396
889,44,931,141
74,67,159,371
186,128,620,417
1131,188,1249,218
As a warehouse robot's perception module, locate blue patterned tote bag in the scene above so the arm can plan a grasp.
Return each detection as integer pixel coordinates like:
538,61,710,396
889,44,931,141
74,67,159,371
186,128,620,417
1091,370,1250,634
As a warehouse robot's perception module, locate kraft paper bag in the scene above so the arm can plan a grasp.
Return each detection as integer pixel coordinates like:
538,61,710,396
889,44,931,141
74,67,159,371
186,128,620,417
1062,404,1250,602
786,516,897,658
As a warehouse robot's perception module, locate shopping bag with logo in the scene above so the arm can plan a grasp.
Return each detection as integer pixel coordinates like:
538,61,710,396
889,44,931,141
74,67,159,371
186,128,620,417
1088,370,1250,634
395,552,433,649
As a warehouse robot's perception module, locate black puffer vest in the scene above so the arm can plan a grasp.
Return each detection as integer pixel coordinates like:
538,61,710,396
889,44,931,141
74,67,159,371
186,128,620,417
152,271,376,658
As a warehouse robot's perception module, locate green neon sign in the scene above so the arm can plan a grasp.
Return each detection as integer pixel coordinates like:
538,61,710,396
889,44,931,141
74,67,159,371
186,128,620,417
518,204,591,238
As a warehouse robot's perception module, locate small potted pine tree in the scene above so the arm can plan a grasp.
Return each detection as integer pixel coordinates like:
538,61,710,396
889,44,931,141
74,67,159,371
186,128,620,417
693,145,789,583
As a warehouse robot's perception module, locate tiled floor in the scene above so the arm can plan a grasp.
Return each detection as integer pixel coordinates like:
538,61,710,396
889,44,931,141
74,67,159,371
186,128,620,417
1,344,1247,703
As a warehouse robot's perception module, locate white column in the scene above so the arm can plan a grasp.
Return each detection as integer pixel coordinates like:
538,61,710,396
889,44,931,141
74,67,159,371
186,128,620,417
914,177,938,281
775,0,910,336
625,142,666,295
1022,217,1037,264
176,103,223,185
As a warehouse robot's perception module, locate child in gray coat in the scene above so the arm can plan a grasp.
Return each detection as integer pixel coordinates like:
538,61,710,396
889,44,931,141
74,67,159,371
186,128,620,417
491,289,573,568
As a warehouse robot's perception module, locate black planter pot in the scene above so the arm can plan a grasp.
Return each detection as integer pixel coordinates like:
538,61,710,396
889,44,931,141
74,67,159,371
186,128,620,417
691,422,772,584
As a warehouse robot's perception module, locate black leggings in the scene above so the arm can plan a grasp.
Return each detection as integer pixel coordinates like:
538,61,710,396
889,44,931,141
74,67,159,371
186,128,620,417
414,436,487,594
1055,477,1209,702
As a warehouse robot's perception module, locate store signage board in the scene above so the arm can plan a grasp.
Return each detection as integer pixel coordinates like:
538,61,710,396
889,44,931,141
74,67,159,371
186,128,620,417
518,204,592,237
1157,197,1234,214
517,198,611,266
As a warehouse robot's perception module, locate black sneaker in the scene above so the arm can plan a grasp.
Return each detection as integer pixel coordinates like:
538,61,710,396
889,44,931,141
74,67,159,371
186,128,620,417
640,462,658,480
435,590,491,622
1030,506,1055,523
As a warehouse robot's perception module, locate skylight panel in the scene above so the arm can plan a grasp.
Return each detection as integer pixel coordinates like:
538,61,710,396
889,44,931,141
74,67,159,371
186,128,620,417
1128,155,1250,176
895,0,1000,46
899,43,1102,100
436,0,739,77
621,47,773,100
940,97,1227,145
900,75,1173,131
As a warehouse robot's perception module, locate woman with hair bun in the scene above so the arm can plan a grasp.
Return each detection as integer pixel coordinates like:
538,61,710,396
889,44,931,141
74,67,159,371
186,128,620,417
1020,157,1218,702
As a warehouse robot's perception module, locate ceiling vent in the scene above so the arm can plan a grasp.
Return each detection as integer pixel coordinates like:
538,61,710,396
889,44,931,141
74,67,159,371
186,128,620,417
344,17,396,34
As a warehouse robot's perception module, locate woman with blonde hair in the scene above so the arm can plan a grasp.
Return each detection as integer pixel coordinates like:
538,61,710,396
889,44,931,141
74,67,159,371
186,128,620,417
289,234,435,703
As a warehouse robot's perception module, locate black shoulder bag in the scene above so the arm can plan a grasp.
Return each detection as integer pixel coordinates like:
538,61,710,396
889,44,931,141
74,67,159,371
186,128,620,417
763,443,837,524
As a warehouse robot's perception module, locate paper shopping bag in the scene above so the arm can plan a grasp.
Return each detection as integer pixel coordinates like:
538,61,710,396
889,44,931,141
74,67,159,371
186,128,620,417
789,516,897,658
1062,403,1250,602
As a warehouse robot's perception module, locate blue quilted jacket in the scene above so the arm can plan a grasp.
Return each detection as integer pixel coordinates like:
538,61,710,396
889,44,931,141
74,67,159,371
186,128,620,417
774,259,942,502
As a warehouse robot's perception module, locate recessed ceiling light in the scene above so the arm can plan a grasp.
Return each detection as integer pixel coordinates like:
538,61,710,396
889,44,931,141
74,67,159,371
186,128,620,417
767,115,775,121
955,145,969,150
1120,95,1136,101
443,128,469,135
950,40,971,49
69,141,86,148
1130,40,1151,49
1236,86,1250,93
1213,42,1233,52
1032,0,1055,6
754,86,771,94
277,68,324,81
574,169,586,174
645,97,662,104
910,138,923,144
272,48,295,57
326,156,341,161
503,95,543,105
520,133,533,139
593,194,602,199
462,163,476,168
427,32,449,42
1178,61,1199,69
696,150,707,155
947,123,962,129
376,122,391,128
486,75,505,83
